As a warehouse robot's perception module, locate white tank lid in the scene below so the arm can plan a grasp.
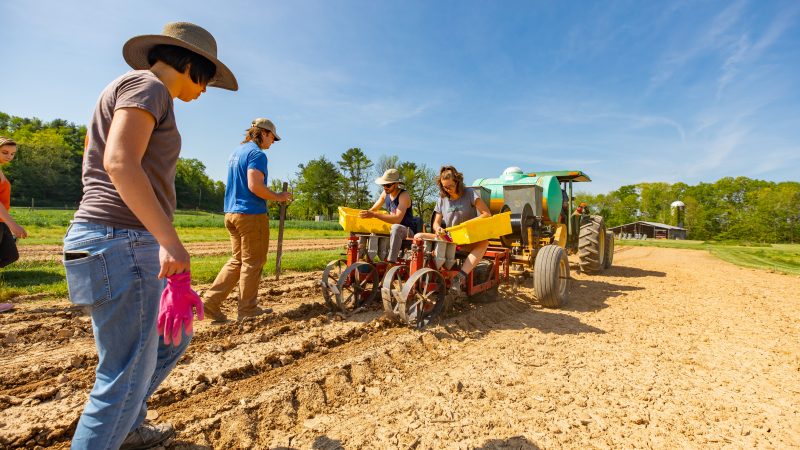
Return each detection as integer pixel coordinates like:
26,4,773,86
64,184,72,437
503,166,524,175
671,200,685,208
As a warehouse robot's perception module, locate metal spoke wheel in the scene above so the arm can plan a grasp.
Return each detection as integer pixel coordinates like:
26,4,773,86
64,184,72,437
320,259,347,310
336,262,379,312
381,265,409,319
399,268,447,328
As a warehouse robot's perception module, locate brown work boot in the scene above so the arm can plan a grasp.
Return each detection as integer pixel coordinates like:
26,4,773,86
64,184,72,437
120,421,175,450
203,302,228,323
237,306,273,321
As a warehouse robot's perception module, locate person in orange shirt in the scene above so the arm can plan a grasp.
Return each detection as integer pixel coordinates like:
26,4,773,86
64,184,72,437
0,137,27,313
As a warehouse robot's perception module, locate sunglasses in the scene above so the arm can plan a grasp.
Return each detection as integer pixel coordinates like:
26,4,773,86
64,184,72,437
383,183,397,189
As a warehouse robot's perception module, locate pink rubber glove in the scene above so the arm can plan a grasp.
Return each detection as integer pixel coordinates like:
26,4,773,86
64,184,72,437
157,271,204,346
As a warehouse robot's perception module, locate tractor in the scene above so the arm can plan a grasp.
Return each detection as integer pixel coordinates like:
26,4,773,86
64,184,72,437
472,167,613,307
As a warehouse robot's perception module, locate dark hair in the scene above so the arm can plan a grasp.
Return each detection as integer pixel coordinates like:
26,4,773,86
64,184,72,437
437,165,465,198
147,44,216,86
241,126,270,146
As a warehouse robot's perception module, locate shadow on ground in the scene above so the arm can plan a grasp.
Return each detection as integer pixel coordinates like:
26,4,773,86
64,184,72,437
605,265,666,278
476,435,541,449
0,269,64,286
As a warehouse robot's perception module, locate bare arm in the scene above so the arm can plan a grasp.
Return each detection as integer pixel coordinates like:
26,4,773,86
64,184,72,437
246,169,292,202
475,197,491,218
367,193,385,212
104,107,188,278
0,204,27,238
432,212,444,235
361,191,409,224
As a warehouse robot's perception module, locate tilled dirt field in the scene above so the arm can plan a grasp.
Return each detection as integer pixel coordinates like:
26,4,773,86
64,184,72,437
1,246,799,449
17,239,342,263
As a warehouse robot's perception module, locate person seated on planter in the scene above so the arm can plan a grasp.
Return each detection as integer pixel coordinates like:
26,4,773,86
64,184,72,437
414,165,491,295
359,168,417,264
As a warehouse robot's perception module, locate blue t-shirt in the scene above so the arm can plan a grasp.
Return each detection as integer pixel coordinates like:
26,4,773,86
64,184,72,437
223,141,268,214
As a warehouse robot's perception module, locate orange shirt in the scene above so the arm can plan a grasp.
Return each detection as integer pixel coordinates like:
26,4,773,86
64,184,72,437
0,177,10,222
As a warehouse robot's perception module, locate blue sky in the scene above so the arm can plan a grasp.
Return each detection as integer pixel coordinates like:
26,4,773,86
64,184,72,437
1,0,798,194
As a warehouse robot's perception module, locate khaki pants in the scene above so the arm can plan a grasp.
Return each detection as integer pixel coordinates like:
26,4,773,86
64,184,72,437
204,213,269,316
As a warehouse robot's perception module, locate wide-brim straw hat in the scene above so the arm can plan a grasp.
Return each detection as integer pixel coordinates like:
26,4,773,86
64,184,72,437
122,22,238,91
375,168,403,185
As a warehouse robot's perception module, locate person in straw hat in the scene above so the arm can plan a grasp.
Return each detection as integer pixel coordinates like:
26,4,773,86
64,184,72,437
359,168,419,264
202,118,293,323
63,22,237,449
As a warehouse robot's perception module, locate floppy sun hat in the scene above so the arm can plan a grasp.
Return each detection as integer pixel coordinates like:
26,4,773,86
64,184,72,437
122,21,238,91
375,168,402,185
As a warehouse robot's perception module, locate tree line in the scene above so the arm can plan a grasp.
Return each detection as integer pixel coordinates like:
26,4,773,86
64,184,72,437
577,178,800,243
3,112,799,243
0,112,440,219
1,112,225,210
288,151,438,222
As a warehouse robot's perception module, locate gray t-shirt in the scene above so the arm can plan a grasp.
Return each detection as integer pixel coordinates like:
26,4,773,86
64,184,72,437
74,70,181,229
435,187,481,227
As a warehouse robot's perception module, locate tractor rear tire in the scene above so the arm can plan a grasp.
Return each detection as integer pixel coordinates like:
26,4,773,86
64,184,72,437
533,244,569,308
578,215,606,273
603,232,614,269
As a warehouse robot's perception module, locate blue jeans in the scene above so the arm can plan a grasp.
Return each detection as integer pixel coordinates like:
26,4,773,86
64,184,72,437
64,222,191,450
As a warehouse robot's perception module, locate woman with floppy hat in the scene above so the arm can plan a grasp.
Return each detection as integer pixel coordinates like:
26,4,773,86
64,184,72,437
63,22,237,449
202,118,293,323
360,168,418,264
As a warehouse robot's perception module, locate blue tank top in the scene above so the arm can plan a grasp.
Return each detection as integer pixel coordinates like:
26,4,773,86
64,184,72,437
384,189,415,228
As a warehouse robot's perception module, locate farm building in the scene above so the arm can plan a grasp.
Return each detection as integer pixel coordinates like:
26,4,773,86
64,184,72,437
609,221,687,240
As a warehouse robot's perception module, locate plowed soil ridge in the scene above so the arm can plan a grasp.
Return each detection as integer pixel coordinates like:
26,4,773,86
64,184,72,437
18,239,344,263
1,247,798,449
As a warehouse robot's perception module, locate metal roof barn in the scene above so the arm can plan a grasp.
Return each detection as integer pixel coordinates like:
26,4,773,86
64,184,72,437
608,221,687,240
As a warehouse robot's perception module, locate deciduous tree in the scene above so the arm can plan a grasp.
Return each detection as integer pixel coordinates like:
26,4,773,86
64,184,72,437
338,148,373,209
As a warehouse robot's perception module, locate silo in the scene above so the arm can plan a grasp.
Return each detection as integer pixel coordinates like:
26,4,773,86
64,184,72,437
671,200,686,228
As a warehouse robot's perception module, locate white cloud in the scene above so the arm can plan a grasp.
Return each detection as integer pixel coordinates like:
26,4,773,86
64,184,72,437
650,0,747,91
749,147,800,175
717,5,799,96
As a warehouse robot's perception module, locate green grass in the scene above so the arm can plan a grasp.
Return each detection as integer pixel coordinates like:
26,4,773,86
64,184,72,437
190,249,344,284
0,259,68,302
709,246,800,275
12,208,344,229
174,227,346,243
16,224,346,246
616,239,707,250
13,208,346,244
618,239,800,275
0,248,344,302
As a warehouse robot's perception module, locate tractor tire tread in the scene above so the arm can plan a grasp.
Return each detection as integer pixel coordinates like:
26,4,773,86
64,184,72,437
578,215,606,273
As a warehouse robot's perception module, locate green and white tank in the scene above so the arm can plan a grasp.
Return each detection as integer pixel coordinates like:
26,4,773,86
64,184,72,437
473,167,563,223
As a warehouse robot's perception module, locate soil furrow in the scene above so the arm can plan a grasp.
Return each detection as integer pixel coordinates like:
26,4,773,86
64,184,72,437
1,246,798,449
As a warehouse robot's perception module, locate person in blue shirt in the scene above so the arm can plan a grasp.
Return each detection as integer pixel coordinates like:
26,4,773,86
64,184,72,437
203,118,292,322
